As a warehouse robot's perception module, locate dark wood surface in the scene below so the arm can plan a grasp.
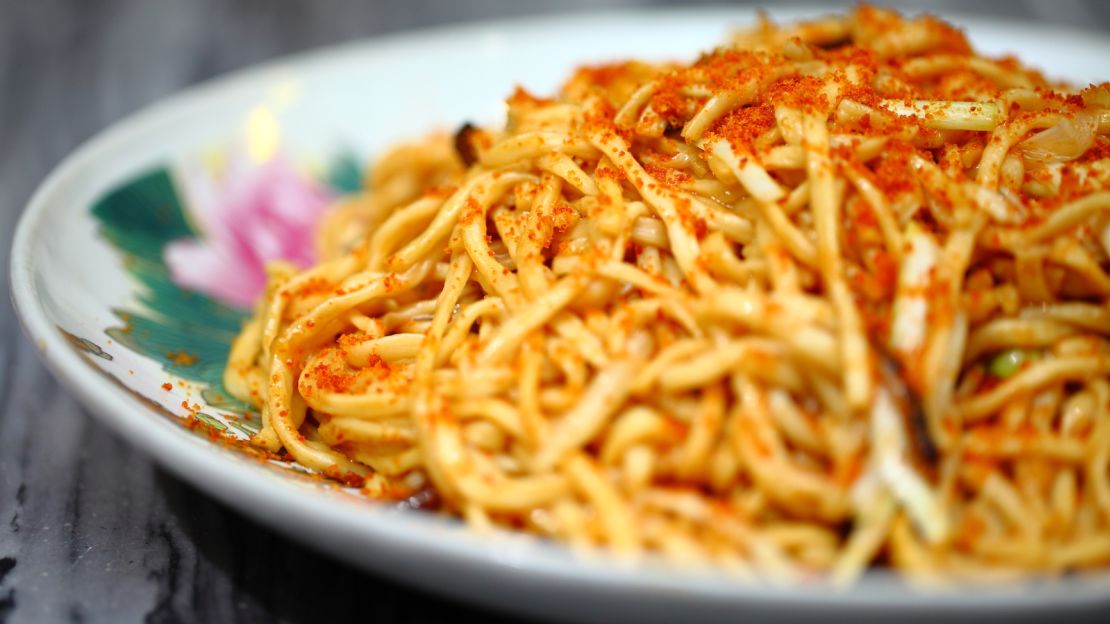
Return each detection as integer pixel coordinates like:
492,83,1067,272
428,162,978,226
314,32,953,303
1,1,1108,622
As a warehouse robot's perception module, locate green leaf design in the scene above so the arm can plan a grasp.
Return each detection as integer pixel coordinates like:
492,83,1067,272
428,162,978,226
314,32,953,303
92,169,195,261
194,412,229,432
90,167,252,412
326,149,364,195
59,328,114,361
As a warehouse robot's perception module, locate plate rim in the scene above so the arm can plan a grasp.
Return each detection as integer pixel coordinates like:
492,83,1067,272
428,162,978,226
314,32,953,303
11,5,1110,617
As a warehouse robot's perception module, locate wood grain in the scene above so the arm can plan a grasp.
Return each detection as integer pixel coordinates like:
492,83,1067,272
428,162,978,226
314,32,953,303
0,1,1106,621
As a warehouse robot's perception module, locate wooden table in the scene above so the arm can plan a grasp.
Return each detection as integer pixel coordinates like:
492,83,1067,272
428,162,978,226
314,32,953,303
1,1,1106,621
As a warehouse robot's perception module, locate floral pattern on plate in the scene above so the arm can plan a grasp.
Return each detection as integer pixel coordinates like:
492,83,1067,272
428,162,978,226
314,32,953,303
82,148,363,442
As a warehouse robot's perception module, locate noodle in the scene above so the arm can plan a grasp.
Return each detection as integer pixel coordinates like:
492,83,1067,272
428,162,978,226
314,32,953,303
225,5,1110,583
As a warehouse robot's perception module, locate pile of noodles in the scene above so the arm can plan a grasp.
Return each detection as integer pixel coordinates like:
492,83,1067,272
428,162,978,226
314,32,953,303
225,5,1110,584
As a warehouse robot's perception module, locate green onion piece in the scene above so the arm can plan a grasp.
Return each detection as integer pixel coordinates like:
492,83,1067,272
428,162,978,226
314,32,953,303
988,349,1041,378
879,100,1001,131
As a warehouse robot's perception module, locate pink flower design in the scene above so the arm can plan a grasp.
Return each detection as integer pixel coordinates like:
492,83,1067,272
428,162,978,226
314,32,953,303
165,154,332,309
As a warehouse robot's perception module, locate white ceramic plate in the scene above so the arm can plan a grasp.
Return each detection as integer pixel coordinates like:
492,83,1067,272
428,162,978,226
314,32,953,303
12,7,1110,622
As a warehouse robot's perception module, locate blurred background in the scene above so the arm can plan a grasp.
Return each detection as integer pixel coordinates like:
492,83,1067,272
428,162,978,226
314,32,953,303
1,1,1108,622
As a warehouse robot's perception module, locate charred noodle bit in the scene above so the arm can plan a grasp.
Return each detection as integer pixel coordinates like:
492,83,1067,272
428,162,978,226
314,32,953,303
226,5,1110,584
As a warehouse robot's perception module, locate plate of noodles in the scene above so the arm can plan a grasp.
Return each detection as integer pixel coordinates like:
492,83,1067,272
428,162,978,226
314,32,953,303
12,5,1110,621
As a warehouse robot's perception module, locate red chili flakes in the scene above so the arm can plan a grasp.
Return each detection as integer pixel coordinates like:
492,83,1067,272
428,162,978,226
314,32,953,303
322,465,367,489
762,74,830,113
691,48,764,92
423,184,458,199
871,140,918,196
338,334,374,347
643,161,692,186
675,205,709,240
571,62,638,90
460,196,484,225
955,511,988,550
294,276,332,298
1078,135,1110,163
583,98,621,130
162,350,197,364
707,102,776,152
549,201,576,233
161,382,173,391
595,163,627,182
312,362,353,393
820,44,878,71
650,74,694,128
873,251,898,294
507,85,553,108
834,453,865,488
